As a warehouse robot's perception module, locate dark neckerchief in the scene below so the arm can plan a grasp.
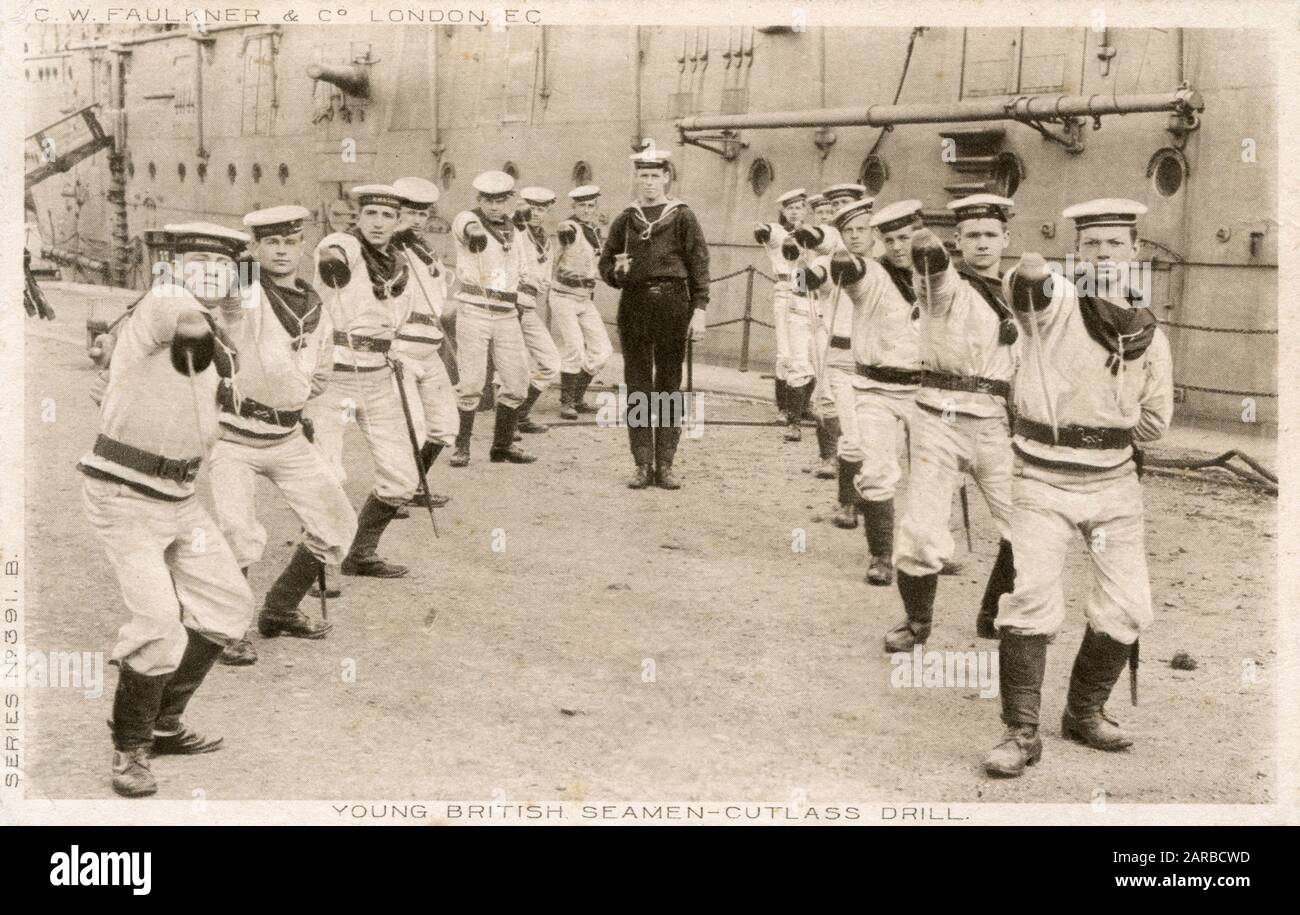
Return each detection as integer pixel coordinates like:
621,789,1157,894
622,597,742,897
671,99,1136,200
472,207,515,251
579,222,602,254
527,224,549,261
260,273,322,350
878,256,916,304
347,227,408,301
957,265,1019,345
1075,279,1157,374
392,228,439,273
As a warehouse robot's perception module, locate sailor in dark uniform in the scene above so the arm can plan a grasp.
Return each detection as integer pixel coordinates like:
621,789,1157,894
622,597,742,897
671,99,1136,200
598,148,710,490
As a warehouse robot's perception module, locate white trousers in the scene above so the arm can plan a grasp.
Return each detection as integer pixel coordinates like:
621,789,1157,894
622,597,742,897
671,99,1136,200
82,475,254,676
895,406,1014,576
398,351,459,448
777,293,815,389
305,367,420,506
549,289,612,376
208,431,359,569
519,307,562,390
455,304,529,410
997,468,1152,644
848,386,916,501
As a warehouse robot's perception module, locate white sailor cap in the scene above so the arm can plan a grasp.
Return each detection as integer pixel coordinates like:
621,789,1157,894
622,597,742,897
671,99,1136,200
521,186,558,205
162,222,250,258
629,148,673,170
568,185,601,202
392,177,440,210
349,184,405,211
833,198,875,230
947,194,1014,223
777,188,808,207
1062,198,1148,229
807,193,830,209
242,205,311,239
869,199,925,233
822,183,868,202
471,170,516,198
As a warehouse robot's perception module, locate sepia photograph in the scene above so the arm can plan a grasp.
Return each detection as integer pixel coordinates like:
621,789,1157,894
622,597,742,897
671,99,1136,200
1,0,1292,831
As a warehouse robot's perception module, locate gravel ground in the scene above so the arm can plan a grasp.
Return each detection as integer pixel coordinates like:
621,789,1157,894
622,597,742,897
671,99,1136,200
20,297,1275,805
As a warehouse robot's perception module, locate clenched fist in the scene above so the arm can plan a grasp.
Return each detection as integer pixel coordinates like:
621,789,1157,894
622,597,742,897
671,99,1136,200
829,250,865,286
910,228,949,276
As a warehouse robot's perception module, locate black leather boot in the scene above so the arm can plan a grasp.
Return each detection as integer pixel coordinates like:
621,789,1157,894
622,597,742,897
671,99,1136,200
410,442,451,508
517,384,549,433
573,370,596,413
984,631,1049,777
490,404,537,463
783,382,810,442
259,544,334,639
559,372,578,420
814,415,839,479
449,409,475,467
341,495,409,578
655,426,682,490
108,662,170,796
152,629,225,756
861,498,895,586
885,571,936,652
1062,627,1136,751
832,458,862,530
775,377,788,415
977,539,1015,639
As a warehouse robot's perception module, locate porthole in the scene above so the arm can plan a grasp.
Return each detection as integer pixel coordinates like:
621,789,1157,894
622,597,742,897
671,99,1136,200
502,161,519,181
748,157,774,197
227,163,237,184
440,162,455,190
252,162,262,184
1147,147,1187,198
572,160,593,185
990,152,1025,198
859,154,888,196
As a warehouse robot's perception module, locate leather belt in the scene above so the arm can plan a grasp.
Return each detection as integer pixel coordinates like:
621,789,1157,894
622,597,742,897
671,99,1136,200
93,434,201,485
333,331,391,353
1015,416,1134,450
557,275,597,290
922,371,1010,399
220,391,302,428
460,283,518,304
830,335,851,350
519,281,539,298
854,363,922,386
332,363,389,373
406,312,439,327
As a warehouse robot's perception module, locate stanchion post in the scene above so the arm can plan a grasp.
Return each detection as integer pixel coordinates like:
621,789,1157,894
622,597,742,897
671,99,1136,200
739,265,754,373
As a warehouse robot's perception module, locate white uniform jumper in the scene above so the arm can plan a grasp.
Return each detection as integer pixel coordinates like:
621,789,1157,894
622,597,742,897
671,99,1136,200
551,217,613,411
394,236,459,452
451,209,531,412
209,277,358,571
306,231,418,505
999,267,1173,643
79,285,255,676
887,258,1021,651
516,223,563,415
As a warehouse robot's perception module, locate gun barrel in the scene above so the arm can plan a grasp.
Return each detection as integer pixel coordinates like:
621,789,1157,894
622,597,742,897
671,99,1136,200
306,63,371,99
